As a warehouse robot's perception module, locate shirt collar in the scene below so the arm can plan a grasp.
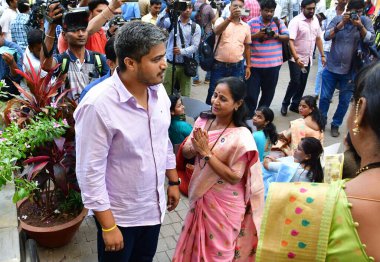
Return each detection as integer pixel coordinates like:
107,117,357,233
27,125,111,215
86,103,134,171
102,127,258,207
259,16,274,25
112,68,160,104
299,12,314,21
66,49,91,62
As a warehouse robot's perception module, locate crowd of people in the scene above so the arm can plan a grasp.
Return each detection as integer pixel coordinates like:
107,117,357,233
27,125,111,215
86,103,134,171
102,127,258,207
0,0,380,260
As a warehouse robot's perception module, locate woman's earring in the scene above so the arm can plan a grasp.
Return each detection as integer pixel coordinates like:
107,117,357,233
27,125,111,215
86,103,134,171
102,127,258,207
235,107,238,111
352,102,360,136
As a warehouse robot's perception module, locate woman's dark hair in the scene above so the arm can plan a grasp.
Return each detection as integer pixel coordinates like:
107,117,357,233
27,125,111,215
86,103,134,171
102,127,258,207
256,106,278,145
260,0,277,10
301,95,326,131
353,61,380,142
300,137,324,182
169,94,181,112
342,133,361,179
202,77,251,131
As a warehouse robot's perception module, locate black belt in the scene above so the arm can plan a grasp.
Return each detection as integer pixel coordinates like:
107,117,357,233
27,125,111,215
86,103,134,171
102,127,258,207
167,60,184,66
214,60,243,67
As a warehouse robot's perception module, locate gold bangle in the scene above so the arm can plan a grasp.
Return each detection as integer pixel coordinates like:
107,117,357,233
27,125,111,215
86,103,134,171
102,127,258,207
102,224,117,232
45,34,56,40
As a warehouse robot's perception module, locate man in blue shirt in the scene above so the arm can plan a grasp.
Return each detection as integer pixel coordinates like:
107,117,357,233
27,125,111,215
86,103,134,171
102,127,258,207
0,25,23,100
320,0,375,137
121,2,140,21
79,37,117,102
10,0,30,51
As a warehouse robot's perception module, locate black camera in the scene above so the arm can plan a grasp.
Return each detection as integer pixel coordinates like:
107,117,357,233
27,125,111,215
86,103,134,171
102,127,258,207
262,27,275,37
109,15,127,27
45,0,89,26
350,11,359,20
168,0,188,13
210,0,226,9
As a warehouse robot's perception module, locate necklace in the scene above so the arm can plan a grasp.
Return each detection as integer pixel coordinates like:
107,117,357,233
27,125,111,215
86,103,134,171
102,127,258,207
355,161,380,176
198,118,232,169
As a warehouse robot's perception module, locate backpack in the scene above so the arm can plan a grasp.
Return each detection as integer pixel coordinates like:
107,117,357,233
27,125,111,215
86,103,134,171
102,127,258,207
198,31,222,71
194,3,207,26
60,51,103,76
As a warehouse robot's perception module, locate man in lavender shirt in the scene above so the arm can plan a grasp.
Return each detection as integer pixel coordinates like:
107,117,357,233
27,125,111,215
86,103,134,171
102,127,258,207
74,21,180,261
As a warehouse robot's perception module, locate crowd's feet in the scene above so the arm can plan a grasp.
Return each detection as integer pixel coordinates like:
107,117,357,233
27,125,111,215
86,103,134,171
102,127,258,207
192,79,210,85
331,125,340,137
280,105,299,116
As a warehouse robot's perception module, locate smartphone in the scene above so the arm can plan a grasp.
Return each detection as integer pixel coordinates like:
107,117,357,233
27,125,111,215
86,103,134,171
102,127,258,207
301,67,308,74
240,8,250,17
317,12,327,20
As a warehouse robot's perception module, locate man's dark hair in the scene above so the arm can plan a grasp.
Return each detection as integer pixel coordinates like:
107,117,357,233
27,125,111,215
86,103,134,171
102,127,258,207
260,0,277,10
347,0,364,10
5,0,12,6
105,36,116,62
150,0,161,6
27,29,43,47
88,0,109,12
301,0,316,7
0,25,2,34
114,21,168,71
18,0,30,13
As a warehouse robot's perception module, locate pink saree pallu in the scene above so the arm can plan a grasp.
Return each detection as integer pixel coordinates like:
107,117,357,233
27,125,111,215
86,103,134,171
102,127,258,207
173,118,265,262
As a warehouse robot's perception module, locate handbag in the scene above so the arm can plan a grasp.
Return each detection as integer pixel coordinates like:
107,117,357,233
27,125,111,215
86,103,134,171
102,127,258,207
198,31,222,71
274,17,292,62
178,23,198,77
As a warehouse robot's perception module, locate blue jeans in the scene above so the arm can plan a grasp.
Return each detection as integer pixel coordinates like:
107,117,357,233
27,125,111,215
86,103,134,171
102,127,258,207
245,66,281,117
282,60,311,109
206,60,244,105
314,52,329,96
319,69,353,127
95,217,161,262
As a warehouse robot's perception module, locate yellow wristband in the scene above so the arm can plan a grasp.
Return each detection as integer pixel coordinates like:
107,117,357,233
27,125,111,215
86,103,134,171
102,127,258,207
102,224,117,232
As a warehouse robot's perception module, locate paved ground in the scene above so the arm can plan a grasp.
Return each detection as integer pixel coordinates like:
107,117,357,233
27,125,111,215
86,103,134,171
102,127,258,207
36,61,347,262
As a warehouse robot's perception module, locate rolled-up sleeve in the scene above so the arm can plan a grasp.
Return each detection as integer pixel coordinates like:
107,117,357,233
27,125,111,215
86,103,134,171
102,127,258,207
74,104,113,212
362,17,375,44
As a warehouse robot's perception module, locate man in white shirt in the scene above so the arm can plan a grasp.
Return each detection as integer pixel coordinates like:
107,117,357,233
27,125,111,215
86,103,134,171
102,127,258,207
0,0,18,41
141,0,162,24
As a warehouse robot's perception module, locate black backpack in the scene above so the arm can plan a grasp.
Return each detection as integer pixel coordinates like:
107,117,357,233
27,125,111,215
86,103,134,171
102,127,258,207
198,31,222,71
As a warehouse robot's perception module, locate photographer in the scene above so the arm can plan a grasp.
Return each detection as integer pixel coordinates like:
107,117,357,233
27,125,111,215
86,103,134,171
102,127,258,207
245,0,289,117
205,0,251,105
58,0,122,54
319,0,375,137
41,2,109,100
157,0,201,96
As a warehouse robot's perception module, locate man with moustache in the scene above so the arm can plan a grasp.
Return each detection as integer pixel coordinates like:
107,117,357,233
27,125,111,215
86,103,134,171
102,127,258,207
280,0,326,116
74,21,180,261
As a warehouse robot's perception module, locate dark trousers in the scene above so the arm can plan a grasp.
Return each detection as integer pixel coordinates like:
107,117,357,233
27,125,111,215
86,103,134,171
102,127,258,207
282,60,311,109
245,66,281,117
206,60,244,105
95,218,161,262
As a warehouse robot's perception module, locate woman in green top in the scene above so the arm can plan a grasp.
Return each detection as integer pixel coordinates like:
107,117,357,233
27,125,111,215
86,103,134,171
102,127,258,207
168,94,193,145
256,61,380,261
252,106,278,161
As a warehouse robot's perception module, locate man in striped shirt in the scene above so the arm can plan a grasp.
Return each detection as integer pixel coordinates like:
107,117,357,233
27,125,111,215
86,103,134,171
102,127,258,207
245,0,289,117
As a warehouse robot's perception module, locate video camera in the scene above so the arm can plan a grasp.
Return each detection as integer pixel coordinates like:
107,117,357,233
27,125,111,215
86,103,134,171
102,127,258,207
167,0,188,13
210,0,226,9
45,0,89,28
109,15,127,28
350,11,359,20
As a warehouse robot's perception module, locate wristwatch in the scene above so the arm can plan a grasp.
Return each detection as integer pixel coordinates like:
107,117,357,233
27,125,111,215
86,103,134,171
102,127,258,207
168,178,181,186
204,153,213,162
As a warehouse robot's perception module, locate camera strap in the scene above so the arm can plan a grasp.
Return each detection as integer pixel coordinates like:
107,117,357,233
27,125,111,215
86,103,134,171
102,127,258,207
178,22,196,58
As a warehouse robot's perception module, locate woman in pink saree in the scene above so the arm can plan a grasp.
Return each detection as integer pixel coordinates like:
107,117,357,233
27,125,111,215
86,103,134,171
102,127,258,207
173,77,265,262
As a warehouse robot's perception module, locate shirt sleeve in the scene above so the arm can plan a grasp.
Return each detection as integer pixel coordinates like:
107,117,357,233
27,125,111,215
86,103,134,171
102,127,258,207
75,103,113,212
156,11,171,29
244,24,252,44
134,3,141,18
362,16,375,44
268,162,282,173
279,19,290,35
100,54,110,76
288,18,298,40
180,24,202,57
324,16,339,40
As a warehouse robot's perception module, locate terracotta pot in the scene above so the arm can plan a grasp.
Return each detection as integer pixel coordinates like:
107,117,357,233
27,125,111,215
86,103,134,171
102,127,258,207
18,200,88,248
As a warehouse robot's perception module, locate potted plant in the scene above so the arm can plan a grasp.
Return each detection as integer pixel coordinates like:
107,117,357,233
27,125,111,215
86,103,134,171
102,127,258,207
0,58,87,248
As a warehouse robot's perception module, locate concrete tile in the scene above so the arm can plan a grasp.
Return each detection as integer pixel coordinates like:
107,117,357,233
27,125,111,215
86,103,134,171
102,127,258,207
166,249,175,260
168,211,182,223
155,252,171,262
160,224,176,238
162,214,172,225
163,236,177,250
156,239,168,253
172,222,183,235
177,209,188,220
